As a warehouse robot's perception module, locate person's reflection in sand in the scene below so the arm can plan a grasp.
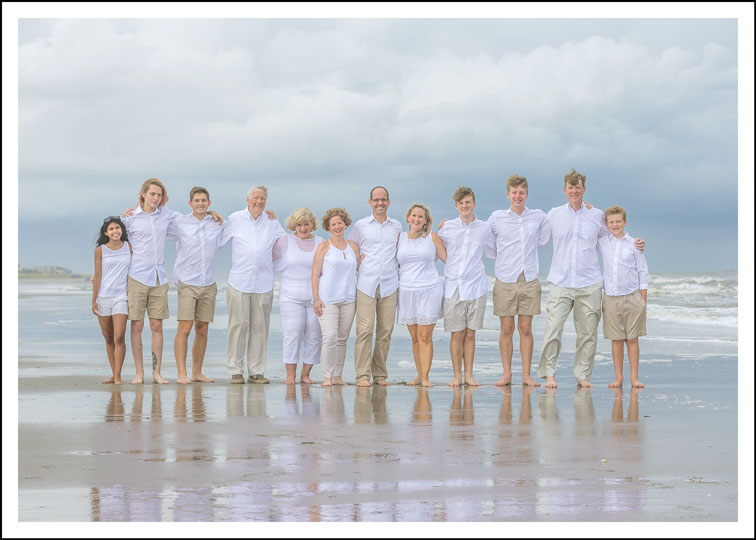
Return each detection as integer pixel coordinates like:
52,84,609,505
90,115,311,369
450,386,476,442
284,382,299,417
174,383,188,423
354,386,372,424
520,384,537,426
498,386,513,425
574,387,596,436
105,390,125,422
371,384,388,424
537,387,559,425
320,385,345,423
226,384,244,416
247,384,267,417
300,383,320,418
150,385,163,422
129,389,144,421
412,387,433,425
191,384,206,422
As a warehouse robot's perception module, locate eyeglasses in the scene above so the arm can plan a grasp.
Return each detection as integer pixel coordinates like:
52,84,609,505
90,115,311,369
371,198,389,203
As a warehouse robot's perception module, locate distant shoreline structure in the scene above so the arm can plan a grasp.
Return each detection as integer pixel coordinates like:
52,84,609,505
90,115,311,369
18,266,90,280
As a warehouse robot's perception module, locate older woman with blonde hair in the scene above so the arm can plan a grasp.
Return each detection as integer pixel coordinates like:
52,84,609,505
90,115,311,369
273,207,324,384
311,208,361,387
397,203,446,387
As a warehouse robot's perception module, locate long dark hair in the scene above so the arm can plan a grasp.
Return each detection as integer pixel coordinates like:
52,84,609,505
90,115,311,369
96,216,128,246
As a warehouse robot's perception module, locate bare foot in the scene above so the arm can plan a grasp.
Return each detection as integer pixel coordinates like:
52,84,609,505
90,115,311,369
286,376,296,385
192,374,214,383
131,376,144,385
153,371,170,384
522,375,541,387
464,377,480,386
494,375,512,387
608,379,623,388
300,376,314,384
408,377,421,386
421,379,433,388
114,379,124,385
375,379,390,386
577,378,593,388
322,377,333,387
631,379,645,388
101,376,115,384
332,376,347,385
357,378,371,387
545,376,557,388
177,376,191,384
448,377,462,387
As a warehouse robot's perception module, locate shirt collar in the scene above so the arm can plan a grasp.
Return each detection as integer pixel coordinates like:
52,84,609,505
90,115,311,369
134,205,160,216
368,214,394,225
506,206,529,216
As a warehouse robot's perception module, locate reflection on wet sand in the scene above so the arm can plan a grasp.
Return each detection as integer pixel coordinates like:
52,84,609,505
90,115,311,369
354,385,389,424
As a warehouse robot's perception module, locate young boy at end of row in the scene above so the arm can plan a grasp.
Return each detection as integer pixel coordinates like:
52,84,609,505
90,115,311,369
598,206,649,388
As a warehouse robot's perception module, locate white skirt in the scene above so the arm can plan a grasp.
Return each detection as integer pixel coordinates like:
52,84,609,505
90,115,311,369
397,282,444,326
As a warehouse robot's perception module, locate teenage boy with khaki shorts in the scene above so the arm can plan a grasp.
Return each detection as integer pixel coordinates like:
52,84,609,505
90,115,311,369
438,186,496,387
598,206,648,388
168,187,224,384
487,174,550,387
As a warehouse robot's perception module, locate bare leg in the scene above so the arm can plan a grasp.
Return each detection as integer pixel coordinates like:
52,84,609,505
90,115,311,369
626,338,644,387
495,316,514,386
357,377,371,387
149,318,169,384
518,316,539,386
462,329,479,386
285,363,297,385
97,315,116,383
448,330,464,386
608,340,624,387
191,321,213,382
300,363,314,384
112,314,127,384
407,325,421,386
174,320,193,384
417,323,435,387
130,319,145,384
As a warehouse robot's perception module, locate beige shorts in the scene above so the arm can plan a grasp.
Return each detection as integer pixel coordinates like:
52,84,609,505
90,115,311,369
602,289,647,340
443,289,487,332
492,273,542,317
127,276,169,321
177,281,217,322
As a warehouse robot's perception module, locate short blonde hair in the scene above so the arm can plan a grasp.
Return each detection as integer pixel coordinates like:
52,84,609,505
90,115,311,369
405,203,433,237
604,206,627,221
321,208,352,231
564,168,586,187
453,186,475,203
506,174,528,193
285,207,318,231
139,178,168,207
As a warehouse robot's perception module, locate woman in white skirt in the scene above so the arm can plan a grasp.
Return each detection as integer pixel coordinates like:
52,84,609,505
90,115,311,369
91,216,132,384
397,203,447,387
273,207,324,385
311,208,361,387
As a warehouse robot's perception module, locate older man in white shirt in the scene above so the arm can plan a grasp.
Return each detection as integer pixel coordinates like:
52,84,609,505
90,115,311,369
220,186,286,384
537,169,643,388
167,187,224,385
438,186,496,387
348,186,403,387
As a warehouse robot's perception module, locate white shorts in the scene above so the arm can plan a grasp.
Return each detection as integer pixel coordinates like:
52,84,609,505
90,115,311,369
97,295,128,316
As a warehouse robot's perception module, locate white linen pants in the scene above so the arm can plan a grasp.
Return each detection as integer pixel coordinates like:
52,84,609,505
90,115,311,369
279,298,322,365
318,300,356,378
537,282,603,381
226,285,273,377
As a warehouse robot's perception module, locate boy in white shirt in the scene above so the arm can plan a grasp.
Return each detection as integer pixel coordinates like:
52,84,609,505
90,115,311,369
438,186,496,387
598,206,649,388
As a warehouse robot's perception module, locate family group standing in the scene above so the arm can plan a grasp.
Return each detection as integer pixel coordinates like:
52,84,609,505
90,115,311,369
92,170,649,390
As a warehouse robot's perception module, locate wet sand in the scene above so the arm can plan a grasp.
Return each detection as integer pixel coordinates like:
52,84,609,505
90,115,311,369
17,356,738,522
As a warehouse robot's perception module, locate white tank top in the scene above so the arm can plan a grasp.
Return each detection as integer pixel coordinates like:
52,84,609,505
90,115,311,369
318,240,357,304
280,234,323,302
397,232,441,291
98,243,131,297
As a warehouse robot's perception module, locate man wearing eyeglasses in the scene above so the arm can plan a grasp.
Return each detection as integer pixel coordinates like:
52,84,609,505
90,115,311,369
348,186,403,387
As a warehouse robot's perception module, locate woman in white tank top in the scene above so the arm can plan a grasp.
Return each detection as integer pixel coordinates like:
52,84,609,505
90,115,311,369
92,217,132,385
397,204,447,387
273,207,324,384
311,208,361,387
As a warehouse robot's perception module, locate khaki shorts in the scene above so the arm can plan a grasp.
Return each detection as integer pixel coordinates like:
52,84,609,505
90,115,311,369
127,276,169,321
177,281,217,322
602,289,647,340
443,289,487,332
493,273,542,317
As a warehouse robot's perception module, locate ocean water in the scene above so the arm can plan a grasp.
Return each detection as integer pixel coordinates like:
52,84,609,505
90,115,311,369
17,271,738,382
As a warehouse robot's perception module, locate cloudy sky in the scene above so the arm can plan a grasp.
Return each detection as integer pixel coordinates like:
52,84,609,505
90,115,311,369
8,7,749,275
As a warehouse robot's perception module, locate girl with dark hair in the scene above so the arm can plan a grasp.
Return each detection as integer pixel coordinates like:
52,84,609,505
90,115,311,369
92,217,132,384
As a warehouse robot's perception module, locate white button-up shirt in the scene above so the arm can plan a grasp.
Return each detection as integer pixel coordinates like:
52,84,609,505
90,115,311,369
219,207,286,294
487,207,550,283
167,213,224,287
438,216,496,300
598,233,649,296
122,205,180,287
348,215,403,298
543,203,608,288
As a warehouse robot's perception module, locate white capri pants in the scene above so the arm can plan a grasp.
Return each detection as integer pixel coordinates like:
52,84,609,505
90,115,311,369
317,300,356,379
279,298,322,365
